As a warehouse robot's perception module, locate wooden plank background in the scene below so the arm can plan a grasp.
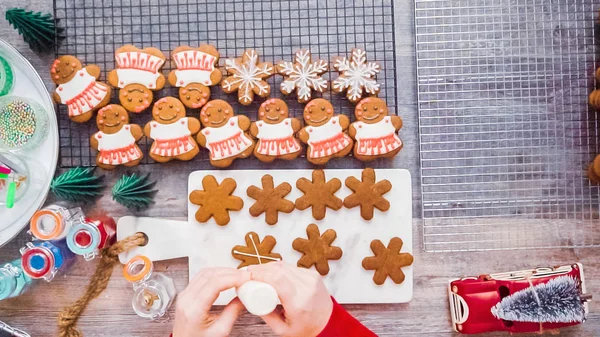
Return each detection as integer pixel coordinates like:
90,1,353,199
0,0,598,336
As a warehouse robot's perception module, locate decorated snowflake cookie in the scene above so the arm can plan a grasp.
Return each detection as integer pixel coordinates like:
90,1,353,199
276,49,328,103
332,48,381,104
221,49,274,105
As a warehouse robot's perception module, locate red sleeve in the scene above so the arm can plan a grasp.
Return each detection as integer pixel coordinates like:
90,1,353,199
317,297,377,337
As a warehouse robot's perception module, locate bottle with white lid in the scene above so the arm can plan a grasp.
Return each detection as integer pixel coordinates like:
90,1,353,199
123,255,177,321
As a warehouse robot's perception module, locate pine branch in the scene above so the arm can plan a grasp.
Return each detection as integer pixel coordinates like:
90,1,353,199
112,173,157,210
50,167,105,202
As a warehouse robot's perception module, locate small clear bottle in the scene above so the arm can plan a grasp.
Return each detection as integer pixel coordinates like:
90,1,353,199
123,255,177,321
0,259,32,301
20,240,75,281
29,205,85,241
66,214,116,261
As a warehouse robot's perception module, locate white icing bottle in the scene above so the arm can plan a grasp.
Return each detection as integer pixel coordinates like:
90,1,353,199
236,280,278,316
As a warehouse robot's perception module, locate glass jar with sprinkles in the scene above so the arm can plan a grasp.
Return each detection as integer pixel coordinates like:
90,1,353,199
0,96,48,151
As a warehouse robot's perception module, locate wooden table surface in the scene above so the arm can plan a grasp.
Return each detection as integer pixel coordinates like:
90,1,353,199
0,1,598,336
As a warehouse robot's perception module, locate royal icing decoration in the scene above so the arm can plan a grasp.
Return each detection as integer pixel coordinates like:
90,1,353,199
353,116,402,156
56,69,108,117
255,118,302,156
332,49,381,102
232,233,282,264
149,117,196,157
306,116,352,159
202,116,253,160
95,125,142,165
172,50,217,87
115,51,165,88
222,50,274,104
277,50,328,102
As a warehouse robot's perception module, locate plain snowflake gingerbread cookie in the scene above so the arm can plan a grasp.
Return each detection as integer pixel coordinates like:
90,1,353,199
221,49,274,105
168,45,222,109
51,55,111,123
90,104,143,170
108,45,166,113
276,49,328,103
297,98,353,165
349,97,403,161
332,48,381,104
143,97,201,163
196,99,255,168
250,98,302,162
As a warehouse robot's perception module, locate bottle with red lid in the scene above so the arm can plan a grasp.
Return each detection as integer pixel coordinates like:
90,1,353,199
20,240,74,281
66,214,116,261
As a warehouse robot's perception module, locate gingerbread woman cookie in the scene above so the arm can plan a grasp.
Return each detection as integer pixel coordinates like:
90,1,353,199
277,49,328,103
51,55,111,123
250,98,302,162
349,97,403,161
143,97,201,163
298,99,353,165
108,45,166,113
332,48,381,103
197,100,255,168
221,49,274,105
90,105,143,170
168,45,222,109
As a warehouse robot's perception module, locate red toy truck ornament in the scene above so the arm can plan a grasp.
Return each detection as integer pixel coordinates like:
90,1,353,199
448,263,589,334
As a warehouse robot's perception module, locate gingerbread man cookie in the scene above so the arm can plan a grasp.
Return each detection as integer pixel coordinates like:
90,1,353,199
168,45,222,109
197,100,255,168
108,45,166,113
250,99,302,162
298,99,353,165
90,105,143,170
277,49,328,103
349,97,403,161
221,49,274,105
332,48,381,103
143,97,201,163
51,55,111,123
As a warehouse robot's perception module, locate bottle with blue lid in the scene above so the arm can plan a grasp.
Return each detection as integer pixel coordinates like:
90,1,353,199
20,240,74,281
0,259,32,301
66,214,116,261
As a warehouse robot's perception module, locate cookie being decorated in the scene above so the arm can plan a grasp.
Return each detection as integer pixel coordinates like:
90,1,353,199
349,97,403,161
197,100,255,168
247,174,295,225
292,224,342,276
250,98,302,162
189,175,244,226
362,237,413,285
295,170,343,220
277,49,328,103
231,232,282,268
90,104,143,170
168,45,222,109
297,99,353,165
51,55,111,123
108,45,166,113
332,48,380,103
221,49,274,105
143,97,201,163
344,168,392,220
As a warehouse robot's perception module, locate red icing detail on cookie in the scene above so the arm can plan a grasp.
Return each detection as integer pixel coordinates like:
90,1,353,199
98,119,104,125
326,108,332,114
181,120,185,125
148,83,154,88
309,127,313,133
359,125,363,128
97,134,102,138
79,71,84,76
180,80,184,85
120,80,124,85
125,125,130,130
332,120,337,124
58,86,63,91
230,120,235,126
258,122,263,127
285,121,289,125
204,130,210,135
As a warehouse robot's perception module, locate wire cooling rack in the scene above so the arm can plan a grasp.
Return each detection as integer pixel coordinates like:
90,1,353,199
416,0,600,251
53,0,397,167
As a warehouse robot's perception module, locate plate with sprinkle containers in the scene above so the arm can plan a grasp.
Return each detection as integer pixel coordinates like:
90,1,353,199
0,38,58,246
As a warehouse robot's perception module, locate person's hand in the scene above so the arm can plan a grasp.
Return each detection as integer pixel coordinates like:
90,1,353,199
248,262,333,337
173,267,251,337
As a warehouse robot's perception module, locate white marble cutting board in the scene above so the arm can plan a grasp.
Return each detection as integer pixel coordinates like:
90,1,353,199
118,169,412,305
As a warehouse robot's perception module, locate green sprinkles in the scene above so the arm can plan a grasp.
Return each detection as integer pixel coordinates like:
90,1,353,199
0,99,36,148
